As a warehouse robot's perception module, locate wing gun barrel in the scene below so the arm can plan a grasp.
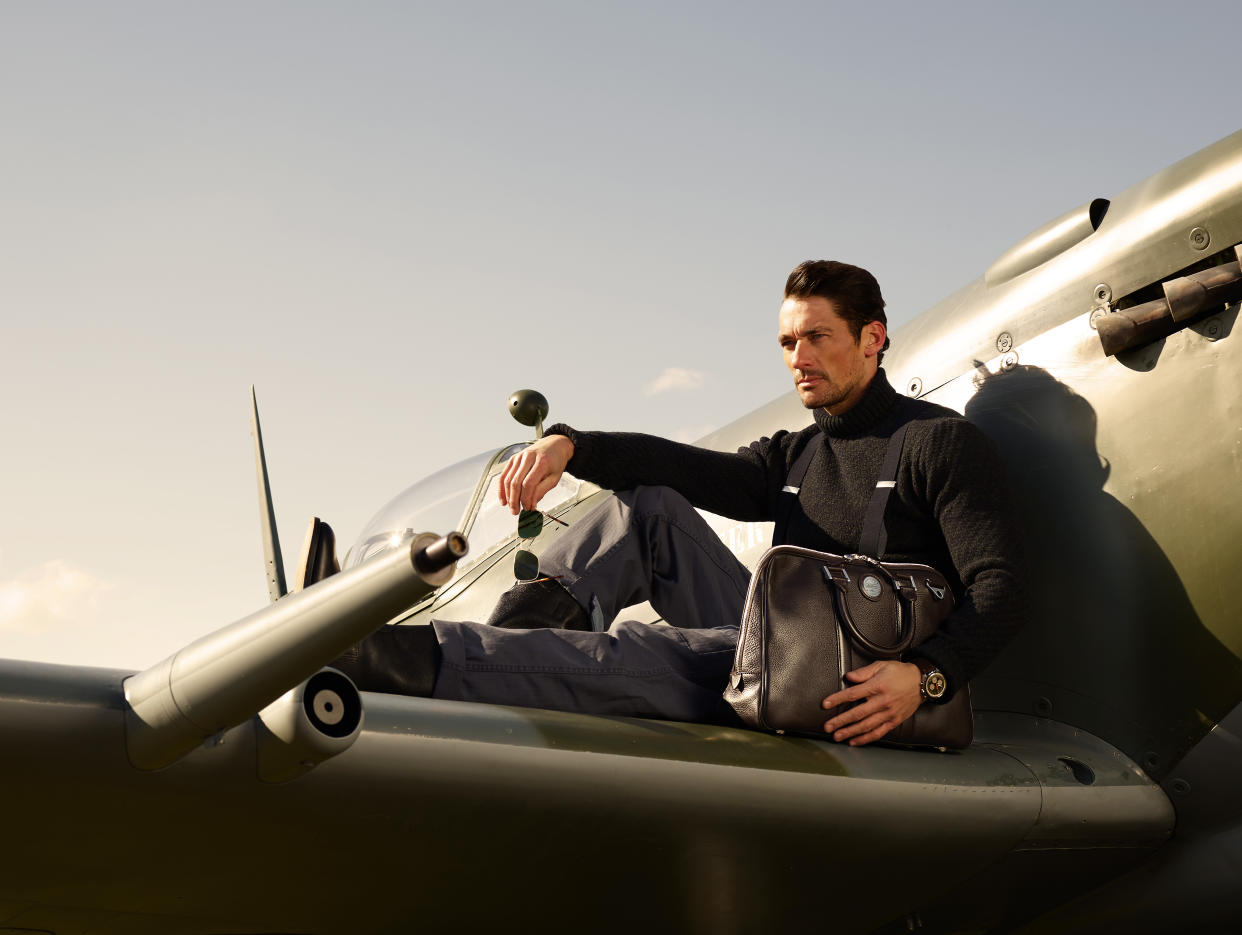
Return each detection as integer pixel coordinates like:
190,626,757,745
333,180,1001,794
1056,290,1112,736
124,531,466,770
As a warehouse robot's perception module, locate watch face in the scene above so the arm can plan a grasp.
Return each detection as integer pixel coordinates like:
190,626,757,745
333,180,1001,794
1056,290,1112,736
924,670,947,699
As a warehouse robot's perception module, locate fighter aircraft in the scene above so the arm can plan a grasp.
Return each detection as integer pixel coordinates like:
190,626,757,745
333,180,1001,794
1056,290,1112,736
3,129,1241,934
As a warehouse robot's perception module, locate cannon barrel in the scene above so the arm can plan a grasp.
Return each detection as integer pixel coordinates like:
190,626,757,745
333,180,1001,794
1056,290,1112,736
124,531,467,770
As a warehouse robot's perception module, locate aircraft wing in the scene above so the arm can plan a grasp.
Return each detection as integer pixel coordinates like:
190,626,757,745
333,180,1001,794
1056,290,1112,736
0,655,1170,934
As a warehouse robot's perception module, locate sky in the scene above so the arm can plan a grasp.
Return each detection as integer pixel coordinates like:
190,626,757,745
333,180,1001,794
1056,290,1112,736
2,1,1240,669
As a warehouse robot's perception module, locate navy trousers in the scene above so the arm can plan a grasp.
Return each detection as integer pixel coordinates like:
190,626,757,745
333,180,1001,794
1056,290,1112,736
431,487,752,722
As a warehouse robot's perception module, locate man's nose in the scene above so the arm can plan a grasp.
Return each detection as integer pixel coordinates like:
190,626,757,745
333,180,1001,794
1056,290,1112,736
790,339,813,371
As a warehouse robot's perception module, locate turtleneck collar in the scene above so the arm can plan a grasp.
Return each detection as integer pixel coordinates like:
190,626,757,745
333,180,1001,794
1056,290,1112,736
811,368,899,438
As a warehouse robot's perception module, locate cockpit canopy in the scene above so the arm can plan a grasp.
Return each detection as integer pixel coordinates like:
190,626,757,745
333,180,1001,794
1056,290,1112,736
344,444,582,581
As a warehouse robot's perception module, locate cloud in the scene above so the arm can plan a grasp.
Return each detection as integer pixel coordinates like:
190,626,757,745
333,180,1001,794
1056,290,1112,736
0,560,114,634
644,367,705,396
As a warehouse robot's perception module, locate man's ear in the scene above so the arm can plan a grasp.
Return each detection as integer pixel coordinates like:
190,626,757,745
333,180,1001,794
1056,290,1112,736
861,320,887,358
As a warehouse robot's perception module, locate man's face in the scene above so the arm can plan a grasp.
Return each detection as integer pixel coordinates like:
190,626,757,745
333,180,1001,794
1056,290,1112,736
778,296,884,413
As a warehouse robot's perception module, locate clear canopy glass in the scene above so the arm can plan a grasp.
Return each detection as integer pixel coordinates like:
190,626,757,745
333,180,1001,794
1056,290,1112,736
343,444,582,579
344,448,500,570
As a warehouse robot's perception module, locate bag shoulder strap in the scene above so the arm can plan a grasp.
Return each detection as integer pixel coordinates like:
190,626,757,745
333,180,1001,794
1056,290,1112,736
859,399,915,559
773,433,820,546
775,398,916,555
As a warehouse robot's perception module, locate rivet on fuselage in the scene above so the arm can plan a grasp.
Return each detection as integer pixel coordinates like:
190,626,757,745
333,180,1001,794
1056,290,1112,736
996,332,1013,353
1189,227,1210,250
907,377,923,397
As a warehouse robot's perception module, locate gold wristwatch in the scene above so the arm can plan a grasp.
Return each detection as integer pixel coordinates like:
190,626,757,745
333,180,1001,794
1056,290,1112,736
912,658,947,702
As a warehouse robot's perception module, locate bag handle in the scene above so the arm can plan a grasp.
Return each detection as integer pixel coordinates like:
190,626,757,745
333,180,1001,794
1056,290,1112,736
821,558,921,658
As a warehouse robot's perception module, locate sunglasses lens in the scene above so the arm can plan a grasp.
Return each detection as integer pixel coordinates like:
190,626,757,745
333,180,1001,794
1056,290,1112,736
517,509,543,539
513,548,540,580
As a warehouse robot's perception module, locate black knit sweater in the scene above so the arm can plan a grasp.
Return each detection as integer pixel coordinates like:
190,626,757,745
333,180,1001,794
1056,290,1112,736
546,369,1025,699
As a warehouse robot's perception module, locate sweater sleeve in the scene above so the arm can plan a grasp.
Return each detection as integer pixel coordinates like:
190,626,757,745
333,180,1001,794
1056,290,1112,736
906,418,1027,697
545,422,795,522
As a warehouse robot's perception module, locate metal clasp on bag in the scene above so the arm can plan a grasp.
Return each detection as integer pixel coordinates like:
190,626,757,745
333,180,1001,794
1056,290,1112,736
895,574,918,597
821,565,850,587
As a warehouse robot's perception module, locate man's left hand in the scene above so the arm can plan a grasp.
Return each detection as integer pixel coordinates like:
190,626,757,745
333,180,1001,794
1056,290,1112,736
821,660,922,746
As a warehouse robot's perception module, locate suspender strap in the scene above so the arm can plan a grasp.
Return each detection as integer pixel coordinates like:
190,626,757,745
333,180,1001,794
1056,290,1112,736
859,401,914,559
773,433,821,546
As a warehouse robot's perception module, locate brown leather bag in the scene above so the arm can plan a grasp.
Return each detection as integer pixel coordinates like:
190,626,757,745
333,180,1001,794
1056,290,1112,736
722,406,973,749
722,545,972,748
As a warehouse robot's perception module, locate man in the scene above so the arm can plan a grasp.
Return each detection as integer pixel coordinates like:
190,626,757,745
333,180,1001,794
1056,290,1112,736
338,261,1024,746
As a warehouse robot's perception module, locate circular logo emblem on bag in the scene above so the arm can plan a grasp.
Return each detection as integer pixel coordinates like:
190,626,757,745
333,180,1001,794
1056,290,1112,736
861,575,883,599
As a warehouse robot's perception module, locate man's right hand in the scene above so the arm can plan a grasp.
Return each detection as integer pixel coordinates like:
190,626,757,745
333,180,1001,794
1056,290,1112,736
499,434,575,514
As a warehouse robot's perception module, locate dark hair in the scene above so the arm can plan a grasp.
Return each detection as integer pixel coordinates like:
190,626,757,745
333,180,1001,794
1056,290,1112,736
784,260,890,363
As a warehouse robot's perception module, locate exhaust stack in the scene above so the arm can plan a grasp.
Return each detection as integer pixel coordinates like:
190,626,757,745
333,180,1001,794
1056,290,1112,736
1096,250,1242,356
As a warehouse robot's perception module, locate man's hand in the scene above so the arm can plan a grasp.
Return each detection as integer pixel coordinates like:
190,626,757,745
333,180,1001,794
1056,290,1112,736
821,660,923,746
499,434,575,514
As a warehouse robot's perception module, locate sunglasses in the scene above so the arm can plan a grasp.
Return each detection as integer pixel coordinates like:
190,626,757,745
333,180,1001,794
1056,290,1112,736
514,508,568,581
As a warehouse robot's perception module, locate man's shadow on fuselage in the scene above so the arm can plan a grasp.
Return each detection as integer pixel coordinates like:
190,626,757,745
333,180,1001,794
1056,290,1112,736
963,365,1242,775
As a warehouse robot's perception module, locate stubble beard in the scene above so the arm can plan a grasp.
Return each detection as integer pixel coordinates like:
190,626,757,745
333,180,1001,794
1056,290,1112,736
795,372,855,412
